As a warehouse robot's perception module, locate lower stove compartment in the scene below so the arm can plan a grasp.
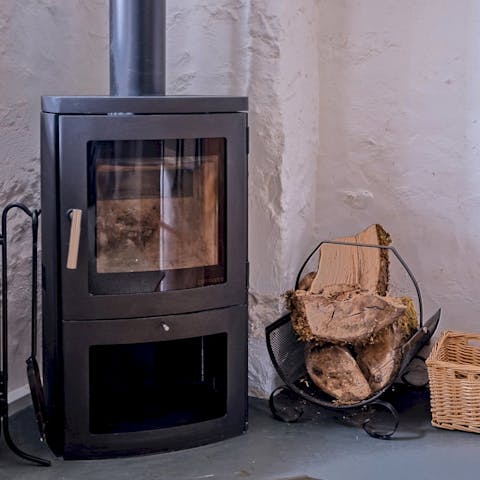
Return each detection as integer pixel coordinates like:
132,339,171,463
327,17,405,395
45,305,247,459
89,333,228,435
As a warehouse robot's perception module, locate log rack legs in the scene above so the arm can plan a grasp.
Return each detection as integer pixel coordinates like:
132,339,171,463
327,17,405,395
332,399,400,439
268,384,401,440
269,386,304,423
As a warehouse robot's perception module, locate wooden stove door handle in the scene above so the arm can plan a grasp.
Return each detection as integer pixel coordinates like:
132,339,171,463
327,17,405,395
66,209,82,270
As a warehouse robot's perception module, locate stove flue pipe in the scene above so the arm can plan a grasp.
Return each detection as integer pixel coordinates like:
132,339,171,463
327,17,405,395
110,0,166,96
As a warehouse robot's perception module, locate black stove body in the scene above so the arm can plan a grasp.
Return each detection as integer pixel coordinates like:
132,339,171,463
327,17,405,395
40,0,248,460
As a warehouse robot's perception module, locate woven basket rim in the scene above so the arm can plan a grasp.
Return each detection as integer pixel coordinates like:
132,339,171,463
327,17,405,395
426,330,480,368
426,358,480,372
434,329,480,340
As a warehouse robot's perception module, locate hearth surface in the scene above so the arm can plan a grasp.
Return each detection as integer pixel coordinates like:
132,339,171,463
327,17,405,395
1,392,479,480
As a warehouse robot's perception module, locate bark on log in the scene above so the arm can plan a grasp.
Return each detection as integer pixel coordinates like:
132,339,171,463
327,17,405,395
290,288,409,344
356,297,418,392
301,296,418,401
309,224,391,295
305,344,372,403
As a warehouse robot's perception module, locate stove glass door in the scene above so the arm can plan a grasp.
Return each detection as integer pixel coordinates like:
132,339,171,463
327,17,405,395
87,138,225,295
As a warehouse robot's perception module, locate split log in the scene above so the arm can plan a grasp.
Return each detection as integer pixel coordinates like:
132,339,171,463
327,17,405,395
305,345,372,403
356,297,418,392
309,224,391,295
290,288,409,344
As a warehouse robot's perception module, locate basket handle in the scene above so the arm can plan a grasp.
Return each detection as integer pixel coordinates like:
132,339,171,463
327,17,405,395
467,338,480,350
295,240,423,328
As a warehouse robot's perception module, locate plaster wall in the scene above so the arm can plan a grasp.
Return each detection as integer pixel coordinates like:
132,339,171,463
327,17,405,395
1,0,109,394
247,1,321,397
316,0,480,335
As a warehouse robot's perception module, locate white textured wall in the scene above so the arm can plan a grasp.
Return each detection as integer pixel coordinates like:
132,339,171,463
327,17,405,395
1,0,109,394
316,0,480,335
167,0,250,95
247,1,321,396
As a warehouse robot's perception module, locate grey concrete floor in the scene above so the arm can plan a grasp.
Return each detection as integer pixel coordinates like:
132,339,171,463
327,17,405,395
1,388,479,480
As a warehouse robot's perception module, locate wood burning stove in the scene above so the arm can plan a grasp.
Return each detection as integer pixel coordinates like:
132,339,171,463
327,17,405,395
40,0,248,459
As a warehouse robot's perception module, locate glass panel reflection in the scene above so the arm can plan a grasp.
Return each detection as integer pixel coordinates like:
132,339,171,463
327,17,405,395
87,138,225,294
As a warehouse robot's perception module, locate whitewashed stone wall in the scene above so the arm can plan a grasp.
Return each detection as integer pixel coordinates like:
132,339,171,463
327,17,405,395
1,0,109,396
247,1,321,397
316,0,480,341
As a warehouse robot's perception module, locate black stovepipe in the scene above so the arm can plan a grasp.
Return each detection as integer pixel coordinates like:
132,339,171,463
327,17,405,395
0,203,50,466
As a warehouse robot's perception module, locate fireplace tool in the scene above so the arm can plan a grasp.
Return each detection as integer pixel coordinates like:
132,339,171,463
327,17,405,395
266,240,441,439
0,203,51,466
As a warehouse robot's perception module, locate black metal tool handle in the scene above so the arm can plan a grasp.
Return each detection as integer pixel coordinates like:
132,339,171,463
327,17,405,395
0,203,51,466
31,210,39,358
27,209,48,441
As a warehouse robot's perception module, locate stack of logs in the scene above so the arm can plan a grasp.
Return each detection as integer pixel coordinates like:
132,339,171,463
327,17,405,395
287,225,418,404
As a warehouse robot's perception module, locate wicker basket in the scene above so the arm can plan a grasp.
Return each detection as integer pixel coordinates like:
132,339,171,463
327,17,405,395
426,330,480,433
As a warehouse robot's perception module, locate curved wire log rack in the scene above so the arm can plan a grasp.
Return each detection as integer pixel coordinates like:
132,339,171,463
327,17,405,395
266,240,441,439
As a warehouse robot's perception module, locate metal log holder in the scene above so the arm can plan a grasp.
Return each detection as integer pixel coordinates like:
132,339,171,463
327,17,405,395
266,240,441,439
0,203,50,466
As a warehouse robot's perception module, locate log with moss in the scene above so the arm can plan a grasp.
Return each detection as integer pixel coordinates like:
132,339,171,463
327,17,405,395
305,344,372,403
355,297,418,392
289,287,415,344
303,296,418,402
